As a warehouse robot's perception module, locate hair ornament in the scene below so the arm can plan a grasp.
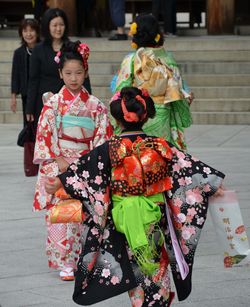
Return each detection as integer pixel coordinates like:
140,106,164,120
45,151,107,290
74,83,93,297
131,42,138,49
155,33,160,43
141,88,149,97
129,22,137,36
121,98,139,122
77,43,90,71
54,50,61,64
110,91,121,103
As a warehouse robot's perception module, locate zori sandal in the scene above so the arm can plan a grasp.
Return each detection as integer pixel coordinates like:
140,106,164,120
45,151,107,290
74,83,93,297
59,267,75,281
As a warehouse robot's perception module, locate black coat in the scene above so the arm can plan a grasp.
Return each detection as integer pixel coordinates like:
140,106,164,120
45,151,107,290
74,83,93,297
11,45,29,96
26,41,92,124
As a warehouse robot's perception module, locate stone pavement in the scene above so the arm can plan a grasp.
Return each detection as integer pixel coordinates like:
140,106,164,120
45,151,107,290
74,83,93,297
0,124,250,307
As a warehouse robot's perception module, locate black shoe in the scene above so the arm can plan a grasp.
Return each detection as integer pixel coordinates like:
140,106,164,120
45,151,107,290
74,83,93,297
108,33,128,41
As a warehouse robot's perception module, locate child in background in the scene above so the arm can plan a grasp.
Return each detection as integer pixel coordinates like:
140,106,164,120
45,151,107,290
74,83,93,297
11,18,40,126
111,14,193,151
45,86,224,306
33,40,112,281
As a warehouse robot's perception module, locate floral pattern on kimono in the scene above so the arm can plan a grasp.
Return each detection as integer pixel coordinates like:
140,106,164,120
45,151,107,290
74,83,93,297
58,134,224,305
111,48,192,151
33,86,112,269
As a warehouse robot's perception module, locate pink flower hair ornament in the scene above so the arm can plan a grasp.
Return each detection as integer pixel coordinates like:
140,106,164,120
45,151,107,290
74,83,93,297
53,43,90,71
110,91,121,103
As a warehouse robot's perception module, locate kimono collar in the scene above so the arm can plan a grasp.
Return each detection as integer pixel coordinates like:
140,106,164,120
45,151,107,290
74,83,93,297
60,86,89,103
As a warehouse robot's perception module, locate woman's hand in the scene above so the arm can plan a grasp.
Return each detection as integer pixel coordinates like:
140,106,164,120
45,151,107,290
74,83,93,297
26,114,34,122
45,177,62,194
10,95,17,113
56,156,70,173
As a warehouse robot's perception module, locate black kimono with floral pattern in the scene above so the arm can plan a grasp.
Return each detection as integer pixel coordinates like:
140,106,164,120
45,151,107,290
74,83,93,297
59,133,225,306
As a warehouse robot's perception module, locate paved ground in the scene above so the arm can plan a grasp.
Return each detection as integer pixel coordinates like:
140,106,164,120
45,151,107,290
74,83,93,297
0,124,250,307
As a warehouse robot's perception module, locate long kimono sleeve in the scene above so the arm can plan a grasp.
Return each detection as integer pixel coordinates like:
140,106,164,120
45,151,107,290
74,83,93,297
58,142,111,216
165,145,225,301
33,98,61,164
112,52,135,93
92,101,113,148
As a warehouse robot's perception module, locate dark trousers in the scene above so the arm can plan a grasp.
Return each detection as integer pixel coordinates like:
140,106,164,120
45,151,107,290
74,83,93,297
109,0,125,28
152,0,176,34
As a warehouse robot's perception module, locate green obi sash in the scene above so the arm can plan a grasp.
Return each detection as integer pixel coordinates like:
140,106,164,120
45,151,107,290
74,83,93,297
56,114,95,131
112,193,164,275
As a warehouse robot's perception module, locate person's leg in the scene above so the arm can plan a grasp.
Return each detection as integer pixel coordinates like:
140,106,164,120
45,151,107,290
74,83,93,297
108,0,127,40
164,0,177,35
152,0,161,21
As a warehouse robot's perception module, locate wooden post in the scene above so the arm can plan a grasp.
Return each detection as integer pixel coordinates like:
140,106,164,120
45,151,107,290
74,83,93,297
47,0,76,35
207,0,235,34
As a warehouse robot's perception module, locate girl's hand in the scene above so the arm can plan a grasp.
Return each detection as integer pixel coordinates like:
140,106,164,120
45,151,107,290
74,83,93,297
213,184,225,197
188,92,194,105
26,114,34,122
56,156,69,173
45,177,62,194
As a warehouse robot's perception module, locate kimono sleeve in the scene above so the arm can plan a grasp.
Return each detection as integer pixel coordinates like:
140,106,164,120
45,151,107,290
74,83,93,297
165,145,225,300
92,101,113,148
58,142,111,215
113,52,135,93
33,100,61,164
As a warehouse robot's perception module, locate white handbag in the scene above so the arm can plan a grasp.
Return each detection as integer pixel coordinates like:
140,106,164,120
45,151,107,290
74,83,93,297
209,190,250,267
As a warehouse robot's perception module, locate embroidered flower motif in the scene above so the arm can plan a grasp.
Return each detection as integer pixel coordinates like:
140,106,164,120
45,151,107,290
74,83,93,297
203,184,211,192
98,162,104,170
82,170,90,179
111,276,120,285
186,188,203,205
94,175,103,185
101,268,111,278
153,293,161,300
174,197,183,207
177,213,186,223
103,229,110,240
187,207,197,217
203,167,211,174
91,227,99,235
197,217,205,225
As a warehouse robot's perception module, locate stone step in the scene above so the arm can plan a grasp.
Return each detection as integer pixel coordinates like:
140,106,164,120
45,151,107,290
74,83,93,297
192,112,250,125
1,110,249,125
191,99,250,112
1,37,250,51
2,73,250,87
1,98,250,113
2,49,250,62
2,85,249,100
90,86,250,100
2,61,250,75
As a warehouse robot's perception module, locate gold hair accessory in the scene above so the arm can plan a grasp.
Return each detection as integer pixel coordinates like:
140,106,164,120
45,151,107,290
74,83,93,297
129,22,137,36
131,42,138,49
155,33,160,43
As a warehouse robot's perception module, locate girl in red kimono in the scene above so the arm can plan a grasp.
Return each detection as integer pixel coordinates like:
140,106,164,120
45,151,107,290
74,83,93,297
33,40,112,280
45,87,224,305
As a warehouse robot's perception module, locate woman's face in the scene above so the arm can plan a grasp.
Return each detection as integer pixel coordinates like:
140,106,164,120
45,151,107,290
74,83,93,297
22,25,38,47
49,16,65,41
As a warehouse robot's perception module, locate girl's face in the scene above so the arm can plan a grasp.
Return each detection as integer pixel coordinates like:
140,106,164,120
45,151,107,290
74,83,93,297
49,16,65,40
59,59,85,95
22,25,38,47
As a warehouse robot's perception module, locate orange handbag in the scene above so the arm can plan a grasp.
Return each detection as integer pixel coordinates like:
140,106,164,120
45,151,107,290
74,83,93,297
49,188,84,223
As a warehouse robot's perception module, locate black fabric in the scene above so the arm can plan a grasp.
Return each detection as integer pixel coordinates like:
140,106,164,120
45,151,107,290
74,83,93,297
11,45,29,96
17,122,36,147
26,41,92,125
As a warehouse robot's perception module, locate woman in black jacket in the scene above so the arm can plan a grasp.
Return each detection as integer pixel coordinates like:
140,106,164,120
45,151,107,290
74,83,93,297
11,18,40,126
26,8,92,127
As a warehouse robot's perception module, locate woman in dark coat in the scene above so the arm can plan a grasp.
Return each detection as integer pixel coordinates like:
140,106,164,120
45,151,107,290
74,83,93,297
26,8,92,127
11,18,40,126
